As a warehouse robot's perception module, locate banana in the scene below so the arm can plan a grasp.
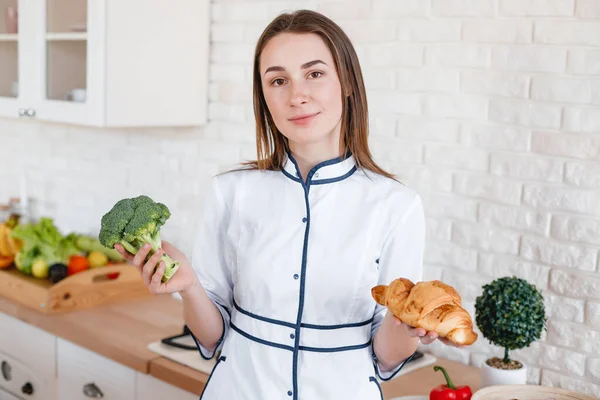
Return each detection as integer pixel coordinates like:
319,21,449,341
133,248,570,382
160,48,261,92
6,234,21,255
0,222,22,258
0,224,11,257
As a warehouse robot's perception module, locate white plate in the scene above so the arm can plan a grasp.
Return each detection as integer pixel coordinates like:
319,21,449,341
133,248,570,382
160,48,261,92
389,396,428,400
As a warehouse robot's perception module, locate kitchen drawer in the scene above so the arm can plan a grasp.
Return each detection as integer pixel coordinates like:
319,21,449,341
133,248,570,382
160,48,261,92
0,313,56,378
57,339,136,400
135,372,197,400
0,349,57,400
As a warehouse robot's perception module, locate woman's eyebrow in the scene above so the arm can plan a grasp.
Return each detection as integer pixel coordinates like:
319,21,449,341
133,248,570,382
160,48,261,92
263,59,327,76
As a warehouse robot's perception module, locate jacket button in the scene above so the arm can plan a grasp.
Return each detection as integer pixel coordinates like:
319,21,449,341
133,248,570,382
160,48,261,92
302,217,307,223
293,274,299,280
290,333,295,339
288,391,293,396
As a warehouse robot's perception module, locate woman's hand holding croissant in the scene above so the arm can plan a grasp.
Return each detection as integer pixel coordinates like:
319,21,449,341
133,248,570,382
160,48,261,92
373,278,478,347
391,317,467,348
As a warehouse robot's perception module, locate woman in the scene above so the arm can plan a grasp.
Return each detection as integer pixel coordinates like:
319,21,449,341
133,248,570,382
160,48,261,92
116,9,459,400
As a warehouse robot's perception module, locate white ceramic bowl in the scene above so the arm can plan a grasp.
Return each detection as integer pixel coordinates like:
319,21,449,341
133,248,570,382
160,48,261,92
472,384,597,400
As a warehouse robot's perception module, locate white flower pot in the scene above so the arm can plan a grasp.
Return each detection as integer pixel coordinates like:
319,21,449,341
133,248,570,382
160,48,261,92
480,359,527,388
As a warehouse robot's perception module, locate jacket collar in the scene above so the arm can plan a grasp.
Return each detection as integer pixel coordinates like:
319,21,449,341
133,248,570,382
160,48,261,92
282,151,357,185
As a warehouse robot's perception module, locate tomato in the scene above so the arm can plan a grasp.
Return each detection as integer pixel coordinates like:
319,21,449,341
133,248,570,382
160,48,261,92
106,272,120,280
68,255,90,275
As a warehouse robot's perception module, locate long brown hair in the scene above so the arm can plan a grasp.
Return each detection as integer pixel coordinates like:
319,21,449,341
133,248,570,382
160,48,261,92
243,9,393,179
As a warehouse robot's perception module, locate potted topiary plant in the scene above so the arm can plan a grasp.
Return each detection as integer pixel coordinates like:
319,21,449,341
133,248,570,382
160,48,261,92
474,276,546,387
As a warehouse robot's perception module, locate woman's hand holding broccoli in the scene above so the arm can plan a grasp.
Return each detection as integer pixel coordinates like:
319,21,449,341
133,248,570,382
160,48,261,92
104,195,229,352
114,240,200,295
100,195,200,295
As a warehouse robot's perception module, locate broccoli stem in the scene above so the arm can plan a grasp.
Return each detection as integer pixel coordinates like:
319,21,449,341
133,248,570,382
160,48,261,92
160,253,180,283
119,240,138,255
119,238,179,283
140,232,162,252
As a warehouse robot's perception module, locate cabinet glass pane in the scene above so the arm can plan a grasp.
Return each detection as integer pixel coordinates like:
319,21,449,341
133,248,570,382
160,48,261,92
0,0,19,98
46,0,87,102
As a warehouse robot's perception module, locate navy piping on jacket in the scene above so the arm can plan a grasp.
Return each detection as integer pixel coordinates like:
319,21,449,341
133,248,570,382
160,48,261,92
372,349,417,381
282,169,302,183
230,322,372,353
191,302,231,361
369,376,384,400
198,355,227,400
233,298,374,330
286,152,357,400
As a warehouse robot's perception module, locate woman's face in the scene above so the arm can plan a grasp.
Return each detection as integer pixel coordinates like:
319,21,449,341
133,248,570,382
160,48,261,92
260,33,344,151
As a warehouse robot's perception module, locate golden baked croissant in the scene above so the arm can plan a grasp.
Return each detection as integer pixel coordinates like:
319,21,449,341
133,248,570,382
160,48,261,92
371,278,478,346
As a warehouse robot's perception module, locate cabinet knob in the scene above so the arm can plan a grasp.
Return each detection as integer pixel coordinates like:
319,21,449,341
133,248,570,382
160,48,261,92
26,109,36,117
18,108,27,117
83,382,104,398
1,360,11,380
21,382,34,395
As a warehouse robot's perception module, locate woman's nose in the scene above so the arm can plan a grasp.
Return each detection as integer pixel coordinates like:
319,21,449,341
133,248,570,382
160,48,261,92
289,82,309,106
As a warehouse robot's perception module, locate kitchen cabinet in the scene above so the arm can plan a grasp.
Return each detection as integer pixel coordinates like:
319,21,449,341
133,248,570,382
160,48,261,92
0,0,209,127
58,339,199,400
136,371,198,400
57,338,137,400
0,313,56,379
0,313,197,400
0,314,57,400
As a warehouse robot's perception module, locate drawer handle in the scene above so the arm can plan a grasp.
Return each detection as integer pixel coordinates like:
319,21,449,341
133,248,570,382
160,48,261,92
83,382,104,398
21,382,34,395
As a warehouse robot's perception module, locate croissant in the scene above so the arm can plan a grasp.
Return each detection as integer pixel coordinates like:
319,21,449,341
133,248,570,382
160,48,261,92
371,278,478,346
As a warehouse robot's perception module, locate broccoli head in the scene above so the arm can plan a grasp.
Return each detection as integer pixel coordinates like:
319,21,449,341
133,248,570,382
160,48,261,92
98,195,179,282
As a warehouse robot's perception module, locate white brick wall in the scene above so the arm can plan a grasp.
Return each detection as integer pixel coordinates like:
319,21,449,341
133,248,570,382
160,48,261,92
0,0,599,396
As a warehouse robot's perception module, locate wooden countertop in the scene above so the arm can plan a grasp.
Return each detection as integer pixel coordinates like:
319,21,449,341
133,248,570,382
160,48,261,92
151,349,481,398
0,293,184,373
0,294,481,398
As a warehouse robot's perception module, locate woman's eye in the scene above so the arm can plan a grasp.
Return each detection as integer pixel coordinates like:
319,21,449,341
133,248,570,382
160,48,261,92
272,78,285,86
309,71,323,79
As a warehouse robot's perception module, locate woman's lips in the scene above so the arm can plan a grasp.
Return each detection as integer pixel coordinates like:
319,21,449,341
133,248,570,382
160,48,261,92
289,112,319,125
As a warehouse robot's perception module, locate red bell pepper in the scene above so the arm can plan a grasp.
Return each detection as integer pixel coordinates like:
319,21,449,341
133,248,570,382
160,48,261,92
430,365,472,400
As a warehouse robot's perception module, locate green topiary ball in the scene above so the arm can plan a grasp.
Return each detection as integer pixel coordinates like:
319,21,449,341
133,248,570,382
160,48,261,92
475,276,546,354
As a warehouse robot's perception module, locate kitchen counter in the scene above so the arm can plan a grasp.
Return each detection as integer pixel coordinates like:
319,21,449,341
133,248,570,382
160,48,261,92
0,293,184,373
0,294,480,398
151,350,481,397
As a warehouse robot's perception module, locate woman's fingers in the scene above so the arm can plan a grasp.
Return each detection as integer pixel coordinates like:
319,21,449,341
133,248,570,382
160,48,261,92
149,261,165,294
132,243,152,269
142,248,163,286
419,331,438,345
407,327,427,338
114,244,134,262
439,337,466,348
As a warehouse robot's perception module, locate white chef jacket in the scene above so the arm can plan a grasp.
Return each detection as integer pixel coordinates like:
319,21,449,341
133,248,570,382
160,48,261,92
190,153,425,400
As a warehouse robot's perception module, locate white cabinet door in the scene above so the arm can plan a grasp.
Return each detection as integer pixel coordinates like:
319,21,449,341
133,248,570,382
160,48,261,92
0,313,56,378
0,350,57,400
57,338,136,400
0,0,36,119
3,0,210,127
27,0,105,126
135,373,198,400
0,313,57,400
